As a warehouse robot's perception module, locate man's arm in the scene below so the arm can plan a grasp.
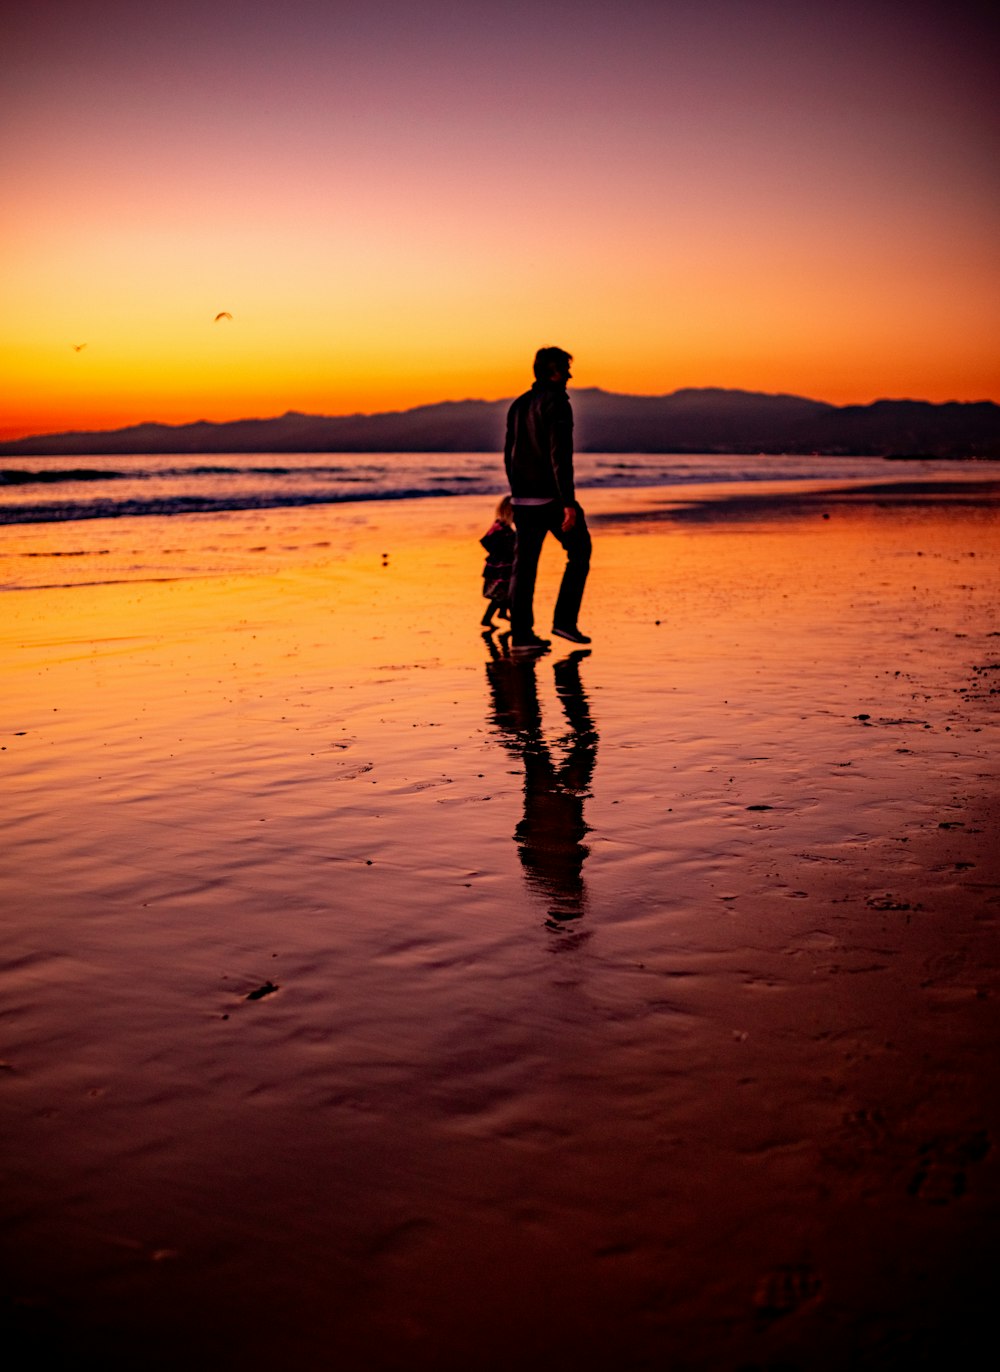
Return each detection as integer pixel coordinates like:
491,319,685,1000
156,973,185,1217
546,392,575,506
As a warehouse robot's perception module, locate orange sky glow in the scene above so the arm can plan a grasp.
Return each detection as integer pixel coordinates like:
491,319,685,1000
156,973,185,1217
2,0,997,441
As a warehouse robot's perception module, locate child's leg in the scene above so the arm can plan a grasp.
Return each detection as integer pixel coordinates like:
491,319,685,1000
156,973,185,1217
481,598,500,627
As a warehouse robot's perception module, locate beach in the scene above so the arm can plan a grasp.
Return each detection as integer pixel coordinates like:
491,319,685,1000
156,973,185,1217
3,474,999,1369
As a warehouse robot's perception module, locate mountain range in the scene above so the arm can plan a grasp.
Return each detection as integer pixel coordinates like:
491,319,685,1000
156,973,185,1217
2,388,998,458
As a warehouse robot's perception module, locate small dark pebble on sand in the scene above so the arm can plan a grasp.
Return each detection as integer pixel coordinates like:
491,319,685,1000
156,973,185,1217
246,981,279,1001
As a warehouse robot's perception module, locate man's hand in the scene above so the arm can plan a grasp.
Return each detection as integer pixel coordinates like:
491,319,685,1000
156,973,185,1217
561,505,577,533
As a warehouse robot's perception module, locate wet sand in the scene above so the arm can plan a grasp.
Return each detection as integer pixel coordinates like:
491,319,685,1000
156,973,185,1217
3,478,999,1369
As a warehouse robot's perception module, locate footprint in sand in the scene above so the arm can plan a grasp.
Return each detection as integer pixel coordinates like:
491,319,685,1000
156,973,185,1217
866,893,914,911
753,1262,822,1322
821,1107,892,1177
908,1130,991,1203
920,950,965,987
339,761,374,780
843,1106,889,1148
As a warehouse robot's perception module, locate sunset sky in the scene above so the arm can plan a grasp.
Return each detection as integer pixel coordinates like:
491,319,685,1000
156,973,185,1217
2,0,997,439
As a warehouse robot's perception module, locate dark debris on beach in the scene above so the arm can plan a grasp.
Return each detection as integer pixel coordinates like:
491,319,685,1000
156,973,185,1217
246,980,279,1001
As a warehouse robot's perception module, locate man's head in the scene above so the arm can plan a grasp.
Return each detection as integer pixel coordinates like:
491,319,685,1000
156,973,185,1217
533,346,573,385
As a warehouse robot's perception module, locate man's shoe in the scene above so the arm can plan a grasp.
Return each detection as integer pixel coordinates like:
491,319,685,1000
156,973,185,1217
552,625,591,644
510,634,550,654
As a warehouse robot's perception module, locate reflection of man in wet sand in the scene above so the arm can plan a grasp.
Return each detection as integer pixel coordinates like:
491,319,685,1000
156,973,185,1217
485,644,598,928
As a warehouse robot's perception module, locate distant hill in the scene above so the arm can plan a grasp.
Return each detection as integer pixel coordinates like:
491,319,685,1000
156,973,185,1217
2,388,998,458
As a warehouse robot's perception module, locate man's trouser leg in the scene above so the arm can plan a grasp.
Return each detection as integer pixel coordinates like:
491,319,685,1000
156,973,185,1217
552,506,591,631
510,506,550,639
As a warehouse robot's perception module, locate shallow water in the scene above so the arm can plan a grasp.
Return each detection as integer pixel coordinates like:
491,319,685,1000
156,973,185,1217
3,448,995,528
2,484,999,1367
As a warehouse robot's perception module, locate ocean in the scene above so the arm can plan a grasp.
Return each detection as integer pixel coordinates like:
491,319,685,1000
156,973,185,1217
4,450,997,593
0,449,988,527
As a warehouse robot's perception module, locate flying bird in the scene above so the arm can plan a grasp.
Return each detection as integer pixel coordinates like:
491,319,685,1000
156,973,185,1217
214,311,233,322
72,343,87,351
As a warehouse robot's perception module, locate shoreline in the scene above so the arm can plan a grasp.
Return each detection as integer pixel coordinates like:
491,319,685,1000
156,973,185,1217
3,456,999,536
3,469,999,592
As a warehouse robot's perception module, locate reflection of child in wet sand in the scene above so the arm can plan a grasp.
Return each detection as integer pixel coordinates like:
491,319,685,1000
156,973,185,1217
479,495,516,627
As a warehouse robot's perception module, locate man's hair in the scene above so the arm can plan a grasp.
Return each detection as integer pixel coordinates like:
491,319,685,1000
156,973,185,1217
533,346,572,381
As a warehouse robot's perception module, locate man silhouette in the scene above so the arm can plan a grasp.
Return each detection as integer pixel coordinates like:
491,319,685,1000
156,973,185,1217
504,346,591,652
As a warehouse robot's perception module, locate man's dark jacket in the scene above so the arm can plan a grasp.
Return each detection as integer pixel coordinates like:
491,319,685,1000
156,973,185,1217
504,381,576,505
